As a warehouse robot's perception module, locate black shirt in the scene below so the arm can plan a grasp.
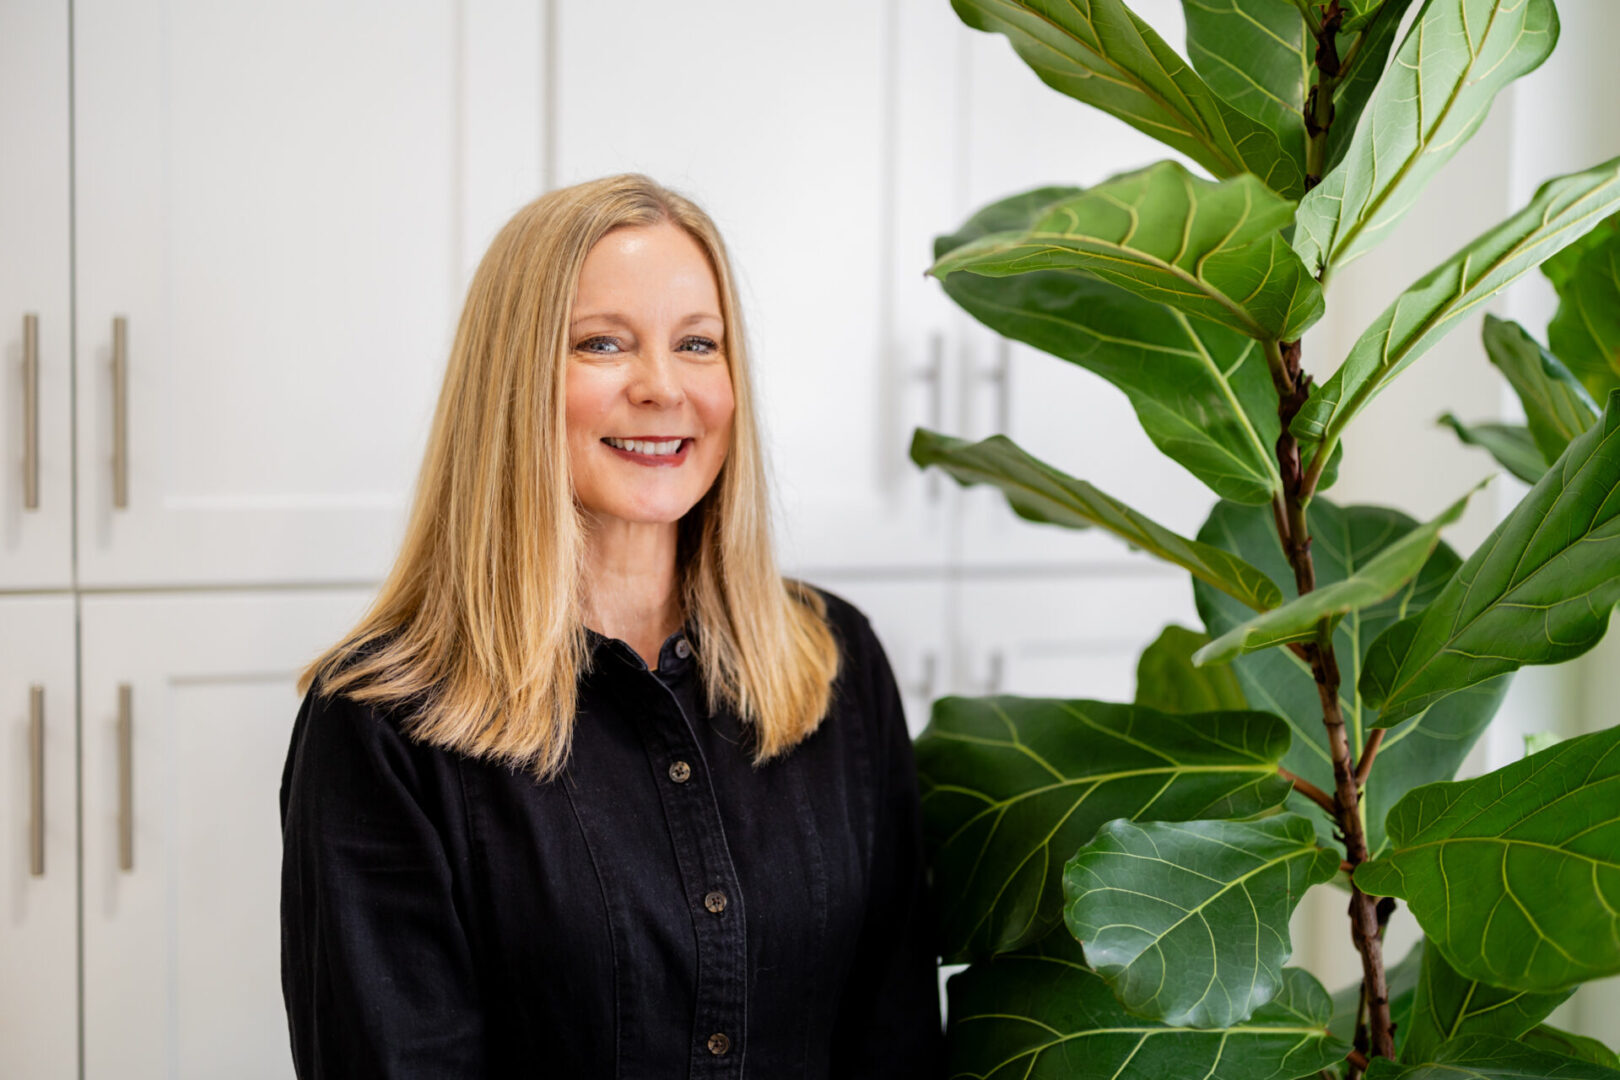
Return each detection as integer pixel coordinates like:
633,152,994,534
278,584,944,1078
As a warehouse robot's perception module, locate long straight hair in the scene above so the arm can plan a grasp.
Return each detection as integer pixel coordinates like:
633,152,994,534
296,174,841,781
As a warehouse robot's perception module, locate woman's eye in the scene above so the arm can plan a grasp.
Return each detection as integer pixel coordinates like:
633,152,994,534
682,336,719,353
574,335,719,355
575,335,619,353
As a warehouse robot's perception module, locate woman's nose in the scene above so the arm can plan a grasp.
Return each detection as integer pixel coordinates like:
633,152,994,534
629,348,684,405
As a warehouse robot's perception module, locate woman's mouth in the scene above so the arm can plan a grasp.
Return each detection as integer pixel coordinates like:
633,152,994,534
601,436,693,466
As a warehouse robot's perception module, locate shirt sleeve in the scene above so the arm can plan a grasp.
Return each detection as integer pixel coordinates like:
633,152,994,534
829,614,947,1077
279,682,488,1078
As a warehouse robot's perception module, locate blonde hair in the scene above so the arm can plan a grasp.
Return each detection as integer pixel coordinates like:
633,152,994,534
297,173,841,781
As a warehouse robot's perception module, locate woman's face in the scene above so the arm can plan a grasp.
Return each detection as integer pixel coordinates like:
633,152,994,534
565,222,735,532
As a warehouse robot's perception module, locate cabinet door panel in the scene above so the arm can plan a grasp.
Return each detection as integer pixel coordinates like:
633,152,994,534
554,0,952,574
950,0,1217,568
72,1,544,587
806,576,950,738
81,589,374,1079
954,573,1199,701
0,596,78,1079
0,0,72,589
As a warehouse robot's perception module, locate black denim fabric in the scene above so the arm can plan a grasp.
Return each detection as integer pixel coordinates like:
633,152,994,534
279,584,945,1078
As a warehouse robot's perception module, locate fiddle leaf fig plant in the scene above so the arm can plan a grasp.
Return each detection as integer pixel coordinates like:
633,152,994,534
908,1,1620,1077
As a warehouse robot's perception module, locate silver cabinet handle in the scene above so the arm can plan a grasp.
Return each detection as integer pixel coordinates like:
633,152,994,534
117,683,133,871
913,332,945,502
29,685,45,876
970,648,1005,695
904,649,939,701
112,316,129,509
23,314,40,510
980,337,1011,437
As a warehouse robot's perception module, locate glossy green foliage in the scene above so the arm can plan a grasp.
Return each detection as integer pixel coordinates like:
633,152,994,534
928,161,1324,341
1546,212,1620,398
943,930,1348,1080
910,427,1283,611
931,184,1335,504
1363,1035,1620,1080
948,0,1303,196
1361,390,1620,727
1180,0,1413,175
1483,316,1600,461
914,696,1292,960
1192,497,1509,855
1063,814,1338,1027
1192,481,1484,665
1291,156,1620,457
1435,414,1546,484
1357,725,1620,993
1135,625,1247,714
1401,938,1573,1061
1292,0,1559,280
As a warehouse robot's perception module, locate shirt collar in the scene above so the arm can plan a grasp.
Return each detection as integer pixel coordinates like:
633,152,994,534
584,615,698,677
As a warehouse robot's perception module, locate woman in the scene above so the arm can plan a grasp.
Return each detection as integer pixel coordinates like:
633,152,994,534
278,173,945,1077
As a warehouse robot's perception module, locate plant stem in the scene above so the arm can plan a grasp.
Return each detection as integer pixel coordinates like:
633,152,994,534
1269,332,1397,1063
1280,767,1338,815
1303,2,1347,188
1355,728,1385,789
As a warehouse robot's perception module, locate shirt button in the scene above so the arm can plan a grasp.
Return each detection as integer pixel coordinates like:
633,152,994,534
668,760,691,783
706,1032,731,1056
704,890,727,914
675,637,691,659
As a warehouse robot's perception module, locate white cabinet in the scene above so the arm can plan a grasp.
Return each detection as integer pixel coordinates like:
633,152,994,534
950,0,1219,569
70,0,545,589
811,577,951,738
553,0,956,574
953,571,1200,702
1,0,73,590
79,589,373,1080
0,596,78,1079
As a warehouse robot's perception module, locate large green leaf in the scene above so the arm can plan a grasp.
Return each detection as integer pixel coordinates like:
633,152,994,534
1401,937,1573,1062
1355,724,1620,992
927,161,1324,341
1063,814,1338,1027
1521,1027,1620,1069
1292,156,1620,459
1193,480,1485,665
1292,0,1559,280
1436,414,1546,485
1542,210,1620,288
915,696,1293,960
1482,316,1600,464
1365,1034,1620,1080
932,185,1294,504
1360,389,1620,727
1192,497,1509,855
949,0,1303,197
1179,0,1414,176
910,427,1283,612
1136,624,1249,714
944,930,1348,1080
1547,211,1620,398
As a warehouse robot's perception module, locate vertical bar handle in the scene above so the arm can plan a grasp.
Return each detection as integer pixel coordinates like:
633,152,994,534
29,685,45,876
112,316,128,509
23,314,40,510
913,333,945,502
980,338,1011,437
117,683,134,871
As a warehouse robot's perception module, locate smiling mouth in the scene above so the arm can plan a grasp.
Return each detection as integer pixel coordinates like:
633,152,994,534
601,436,693,465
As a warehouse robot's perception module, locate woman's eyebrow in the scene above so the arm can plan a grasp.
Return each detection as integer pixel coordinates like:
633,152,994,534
570,311,722,329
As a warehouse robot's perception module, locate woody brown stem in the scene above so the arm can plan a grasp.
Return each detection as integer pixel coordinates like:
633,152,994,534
1280,767,1337,815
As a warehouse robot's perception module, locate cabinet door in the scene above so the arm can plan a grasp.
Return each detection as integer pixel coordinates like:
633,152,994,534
949,0,1218,569
553,0,953,574
0,596,78,1078
80,588,376,1079
71,1,545,588
0,0,73,589
953,572,1200,702
807,576,950,739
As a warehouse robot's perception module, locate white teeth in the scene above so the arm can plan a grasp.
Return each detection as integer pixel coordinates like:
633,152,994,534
605,437,684,456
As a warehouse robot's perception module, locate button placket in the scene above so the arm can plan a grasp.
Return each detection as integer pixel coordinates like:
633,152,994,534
637,677,747,1076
